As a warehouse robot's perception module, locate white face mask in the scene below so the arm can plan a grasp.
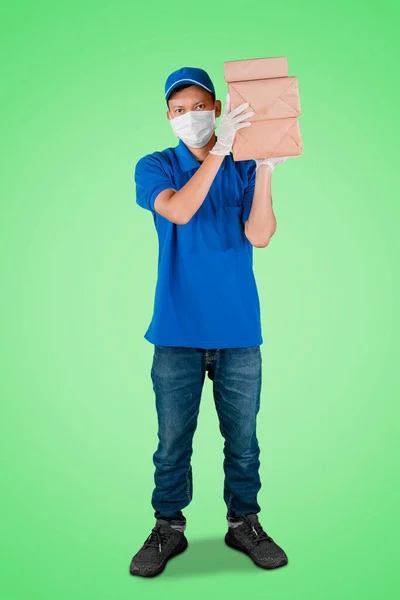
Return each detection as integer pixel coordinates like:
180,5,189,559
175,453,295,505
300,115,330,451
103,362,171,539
169,110,216,148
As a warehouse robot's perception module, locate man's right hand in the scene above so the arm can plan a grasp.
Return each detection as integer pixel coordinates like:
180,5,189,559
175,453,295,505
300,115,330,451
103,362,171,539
209,93,254,156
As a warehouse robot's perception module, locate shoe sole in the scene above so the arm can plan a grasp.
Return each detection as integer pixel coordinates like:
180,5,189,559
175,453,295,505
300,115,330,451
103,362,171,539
224,533,288,570
129,536,188,578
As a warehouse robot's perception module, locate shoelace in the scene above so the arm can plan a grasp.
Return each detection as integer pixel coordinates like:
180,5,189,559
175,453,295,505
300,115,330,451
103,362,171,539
143,525,169,553
242,516,274,545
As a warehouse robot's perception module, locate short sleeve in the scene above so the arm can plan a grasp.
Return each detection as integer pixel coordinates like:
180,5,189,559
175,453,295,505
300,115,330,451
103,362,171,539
242,160,256,224
134,154,175,214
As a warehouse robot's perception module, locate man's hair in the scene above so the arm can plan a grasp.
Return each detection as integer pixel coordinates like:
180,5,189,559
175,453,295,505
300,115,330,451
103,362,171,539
168,83,215,106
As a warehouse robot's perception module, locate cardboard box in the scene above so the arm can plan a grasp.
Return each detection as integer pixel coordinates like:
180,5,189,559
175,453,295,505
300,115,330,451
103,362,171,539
232,117,303,160
224,56,288,82
228,76,301,121
223,56,303,160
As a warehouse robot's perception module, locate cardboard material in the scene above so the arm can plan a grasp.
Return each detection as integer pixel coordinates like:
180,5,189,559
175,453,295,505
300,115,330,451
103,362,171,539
232,117,303,161
228,76,301,121
223,56,303,160
224,57,288,82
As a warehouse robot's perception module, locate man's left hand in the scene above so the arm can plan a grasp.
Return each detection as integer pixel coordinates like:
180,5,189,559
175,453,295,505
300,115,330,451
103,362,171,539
255,156,298,173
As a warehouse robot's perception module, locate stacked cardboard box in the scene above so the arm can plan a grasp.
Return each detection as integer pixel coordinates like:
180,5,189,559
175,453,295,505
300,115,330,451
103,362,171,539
224,57,303,161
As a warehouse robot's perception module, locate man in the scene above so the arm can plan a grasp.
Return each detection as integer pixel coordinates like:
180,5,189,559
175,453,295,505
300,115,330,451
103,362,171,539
129,66,293,577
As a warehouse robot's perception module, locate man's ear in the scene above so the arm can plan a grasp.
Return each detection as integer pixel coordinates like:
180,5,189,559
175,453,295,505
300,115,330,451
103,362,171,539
214,100,222,118
166,110,171,121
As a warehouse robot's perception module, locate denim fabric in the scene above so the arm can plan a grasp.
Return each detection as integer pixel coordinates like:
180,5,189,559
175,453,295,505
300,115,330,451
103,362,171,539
150,345,262,524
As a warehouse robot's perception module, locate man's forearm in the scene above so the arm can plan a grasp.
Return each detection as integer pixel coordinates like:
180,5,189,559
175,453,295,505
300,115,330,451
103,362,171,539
244,164,276,247
168,153,224,224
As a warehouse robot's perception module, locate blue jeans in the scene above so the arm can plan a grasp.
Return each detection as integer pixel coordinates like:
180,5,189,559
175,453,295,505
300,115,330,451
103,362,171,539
150,345,262,526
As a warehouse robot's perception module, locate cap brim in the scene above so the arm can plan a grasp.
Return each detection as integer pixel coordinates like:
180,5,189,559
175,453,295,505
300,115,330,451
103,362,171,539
165,79,213,102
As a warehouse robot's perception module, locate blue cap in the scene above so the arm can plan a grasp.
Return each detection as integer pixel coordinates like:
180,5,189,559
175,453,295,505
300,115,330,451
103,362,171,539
165,67,215,105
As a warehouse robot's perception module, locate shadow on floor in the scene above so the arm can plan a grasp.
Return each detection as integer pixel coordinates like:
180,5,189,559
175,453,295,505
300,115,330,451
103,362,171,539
162,536,264,577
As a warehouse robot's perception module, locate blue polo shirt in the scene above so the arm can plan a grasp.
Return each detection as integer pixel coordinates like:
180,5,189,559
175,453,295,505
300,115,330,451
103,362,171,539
134,138,263,349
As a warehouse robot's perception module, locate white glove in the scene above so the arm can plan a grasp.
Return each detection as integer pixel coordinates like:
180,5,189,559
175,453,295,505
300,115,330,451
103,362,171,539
210,93,254,156
255,155,301,172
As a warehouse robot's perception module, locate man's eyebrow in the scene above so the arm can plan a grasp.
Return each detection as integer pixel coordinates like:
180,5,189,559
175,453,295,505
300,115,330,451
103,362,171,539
172,100,204,108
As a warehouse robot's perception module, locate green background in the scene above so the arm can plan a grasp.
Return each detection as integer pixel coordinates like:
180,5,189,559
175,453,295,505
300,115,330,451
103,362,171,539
1,1,399,598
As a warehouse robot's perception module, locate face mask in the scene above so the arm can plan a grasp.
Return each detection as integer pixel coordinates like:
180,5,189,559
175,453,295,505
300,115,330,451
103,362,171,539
169,110,216,148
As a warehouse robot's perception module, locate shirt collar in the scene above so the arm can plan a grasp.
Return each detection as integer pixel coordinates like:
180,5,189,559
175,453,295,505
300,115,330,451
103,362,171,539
174,138,226,172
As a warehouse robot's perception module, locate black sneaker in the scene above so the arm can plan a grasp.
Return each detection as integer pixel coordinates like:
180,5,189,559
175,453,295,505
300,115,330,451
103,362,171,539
225,513,288,569
129,519,188,577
